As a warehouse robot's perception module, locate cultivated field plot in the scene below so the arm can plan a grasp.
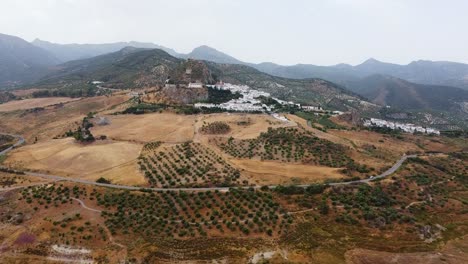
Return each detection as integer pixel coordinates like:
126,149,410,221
0,97,80,112
5,138,144,185
230,159,344,185
139,142,245,188
196,113,295,140
100,189,292,239
0,184,125,263
22,185,292,239
90,113,196,143
216,127,352,167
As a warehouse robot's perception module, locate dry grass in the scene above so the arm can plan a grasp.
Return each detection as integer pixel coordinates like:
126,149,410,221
196,113,295,140
5,138,145,185
230,159,344,185
10,88,43,97
0,95,130,142
0,97,80,112
287,114,353,147
345,235,468,264
90,113,196,143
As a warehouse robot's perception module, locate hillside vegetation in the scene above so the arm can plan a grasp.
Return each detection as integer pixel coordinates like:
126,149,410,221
0,33,59,88
30,47,368,110
348,74,468,112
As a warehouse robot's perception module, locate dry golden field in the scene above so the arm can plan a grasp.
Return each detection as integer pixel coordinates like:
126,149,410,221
90,113,196,143
230,158,344,185
287,114,354,147
10,88,43,97
196,113,296,140
0,110,466,263
0,97,81,112
5,138,144,185
0,94,130,142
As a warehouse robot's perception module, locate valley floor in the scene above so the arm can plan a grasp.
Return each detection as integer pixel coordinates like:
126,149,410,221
0,93,466,263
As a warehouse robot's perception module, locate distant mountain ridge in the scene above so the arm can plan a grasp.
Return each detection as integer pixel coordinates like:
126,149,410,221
182,45,243,64
1,33,467,124
27,37,468,91
181,46,468,91
0,33,59,88
182,46,468,123
35,47,366,110
32,39,181,62
347,74,468,113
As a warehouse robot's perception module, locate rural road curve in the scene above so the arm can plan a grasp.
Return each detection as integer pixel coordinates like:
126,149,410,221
2,133,416,191
0,134,25,156
21,154,416,192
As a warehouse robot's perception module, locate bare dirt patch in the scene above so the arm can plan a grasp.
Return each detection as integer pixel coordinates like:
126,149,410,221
90,113,196,143
0,97,80,112
230,159,344,185
5,138,144,185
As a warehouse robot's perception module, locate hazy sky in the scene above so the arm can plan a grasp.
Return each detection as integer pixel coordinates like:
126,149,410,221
1,0,467,65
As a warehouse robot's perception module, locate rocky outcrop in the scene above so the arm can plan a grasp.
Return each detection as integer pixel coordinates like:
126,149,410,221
161,86,208,104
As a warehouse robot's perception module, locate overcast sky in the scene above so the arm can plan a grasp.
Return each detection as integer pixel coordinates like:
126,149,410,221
1,0,467,65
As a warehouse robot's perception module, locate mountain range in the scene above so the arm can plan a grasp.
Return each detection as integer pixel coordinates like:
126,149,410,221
0,32,467,124
182,46,468,91
0,33,59,88
32,38,180,62
347,74,468,113
30,38,468,92
36,47,363,110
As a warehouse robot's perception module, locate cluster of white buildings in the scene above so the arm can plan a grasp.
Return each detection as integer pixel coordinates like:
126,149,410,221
197,83,273,112
363,118,440,135
196,83,295,122
302,105,322,111
188,82,203,88
195,82,341,123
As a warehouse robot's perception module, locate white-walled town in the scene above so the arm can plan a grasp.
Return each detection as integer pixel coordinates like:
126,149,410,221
363,118,440,135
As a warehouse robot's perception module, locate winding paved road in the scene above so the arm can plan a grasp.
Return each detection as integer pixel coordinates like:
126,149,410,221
0,134,25,156
1,133,416,192
21,154,415,192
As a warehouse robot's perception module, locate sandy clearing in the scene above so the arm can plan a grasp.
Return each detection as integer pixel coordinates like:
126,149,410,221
230,159,344,185
0,97,80,112
5,138,145,185
90,113,196,143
